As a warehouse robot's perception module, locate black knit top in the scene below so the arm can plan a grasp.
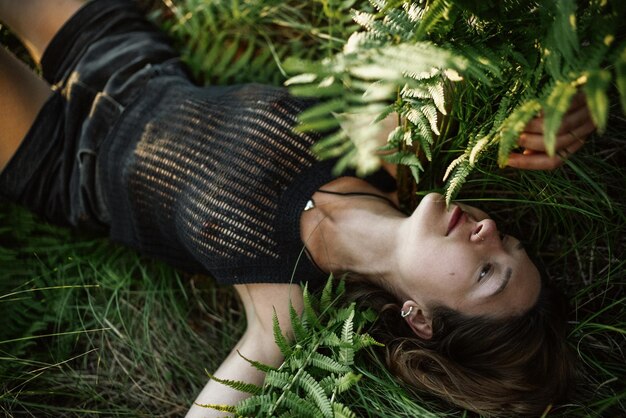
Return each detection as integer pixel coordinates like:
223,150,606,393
99,76,350,287
0,0,398,290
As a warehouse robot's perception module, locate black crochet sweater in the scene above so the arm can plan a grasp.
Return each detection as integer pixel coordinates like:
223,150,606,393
100,78,346,287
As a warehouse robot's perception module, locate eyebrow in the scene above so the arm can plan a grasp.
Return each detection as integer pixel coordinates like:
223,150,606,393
492,267,512,297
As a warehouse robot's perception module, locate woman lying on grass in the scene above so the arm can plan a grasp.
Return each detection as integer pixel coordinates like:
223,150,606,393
0,0,597,416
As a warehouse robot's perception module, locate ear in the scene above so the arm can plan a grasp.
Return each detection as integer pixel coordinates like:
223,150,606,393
401,300,433,340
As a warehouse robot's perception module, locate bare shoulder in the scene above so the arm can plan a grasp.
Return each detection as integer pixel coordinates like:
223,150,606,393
234,283,304,334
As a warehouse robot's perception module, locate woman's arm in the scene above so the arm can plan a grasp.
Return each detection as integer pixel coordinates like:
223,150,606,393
185,283,303,418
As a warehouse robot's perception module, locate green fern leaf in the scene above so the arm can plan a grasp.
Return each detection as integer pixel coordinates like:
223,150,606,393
204,370,262,395
237,350,277,374
332,402,358,418
548,0,579,69
282,391,320,418
353,333,384,350
320,332,342,347
583,69,611,133
445,160,472,204
406,106,434,142
302,283,320,327
414,0,453,41
340,310,356,366
289,302,309,343
414,131,433,163
299,370,333,418
309,352,351,373
381,151,423,172
273,308,293,357
336,278,346,298
428,82,447,115
420,103,440,136
468,135,490,166
334,372,362,394
320,275,335,313
194,402,237,414
542,80,577,156
265,370,292,390
236,394,275,416
442,153,466,182
327,305,356,327
497,99,541,167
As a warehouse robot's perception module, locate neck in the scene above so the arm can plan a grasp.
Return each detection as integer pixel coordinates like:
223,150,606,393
302,194,407,285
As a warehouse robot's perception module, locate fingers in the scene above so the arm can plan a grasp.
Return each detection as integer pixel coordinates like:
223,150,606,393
523,92,588,134
518,116,595,153
505,91,596,170
506,133,586,170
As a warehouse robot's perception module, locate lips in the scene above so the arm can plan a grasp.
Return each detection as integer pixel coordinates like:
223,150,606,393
446,205,463,236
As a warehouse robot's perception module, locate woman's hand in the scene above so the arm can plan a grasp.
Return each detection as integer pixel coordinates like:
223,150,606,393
506,92,596,170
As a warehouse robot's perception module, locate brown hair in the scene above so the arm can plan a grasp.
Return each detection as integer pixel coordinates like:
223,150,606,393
345,276,577,417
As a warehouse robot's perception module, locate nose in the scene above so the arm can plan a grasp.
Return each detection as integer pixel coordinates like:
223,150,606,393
471,218,498,243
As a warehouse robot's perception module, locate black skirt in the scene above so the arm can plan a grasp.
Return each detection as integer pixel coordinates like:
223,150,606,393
0,0,185,230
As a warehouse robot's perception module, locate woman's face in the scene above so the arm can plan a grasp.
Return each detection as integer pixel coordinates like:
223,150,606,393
398,193,542,318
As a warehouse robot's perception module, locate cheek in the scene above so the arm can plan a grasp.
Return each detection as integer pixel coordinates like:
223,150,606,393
413,244,471,290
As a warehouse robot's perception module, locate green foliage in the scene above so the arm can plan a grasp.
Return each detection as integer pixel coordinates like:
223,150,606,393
199,276,379,417
0,204,244,416
278,0,626,202
156,0,361,85
3,2,626,417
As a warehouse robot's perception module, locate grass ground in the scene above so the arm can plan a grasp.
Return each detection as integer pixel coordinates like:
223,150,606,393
1,3,625,417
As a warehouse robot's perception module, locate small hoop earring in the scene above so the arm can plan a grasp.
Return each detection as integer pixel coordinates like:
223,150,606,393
474,231,484,241
400,306,413,318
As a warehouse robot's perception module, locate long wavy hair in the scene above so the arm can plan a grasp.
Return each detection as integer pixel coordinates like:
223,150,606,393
345,274,577,416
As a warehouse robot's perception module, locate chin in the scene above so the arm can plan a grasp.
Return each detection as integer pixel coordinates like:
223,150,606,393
412,193,447,231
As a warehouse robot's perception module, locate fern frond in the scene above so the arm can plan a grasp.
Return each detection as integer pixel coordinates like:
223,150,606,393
582,69,611,133
265,370,292,390
414,0,453,41
333,372,362,394
442,153,466,182
273,308,293,357
319,275,335,313
406,106,434,141
547,0,579,71
497,99,542,167
340,310,356,366
309,352,351,373
468,135,490,166
302,283,320,327
542,80,578,156
289,302,309,343
353,333,384,350
420,103,440,136
332,402,358,418
236,350,277,374
445,160,472,204
319,332,342,347
204,370,262,395
282,391,320,418
236,394,276,416
194,402,237,414
299,370,333,418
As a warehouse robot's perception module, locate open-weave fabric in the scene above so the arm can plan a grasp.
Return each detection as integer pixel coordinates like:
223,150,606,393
2,0,396,288
101,79,336,286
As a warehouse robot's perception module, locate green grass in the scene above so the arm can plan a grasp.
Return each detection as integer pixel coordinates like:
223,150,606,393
2,1,626,416
1,110,624,418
